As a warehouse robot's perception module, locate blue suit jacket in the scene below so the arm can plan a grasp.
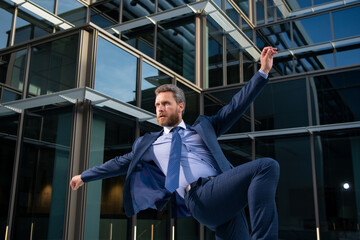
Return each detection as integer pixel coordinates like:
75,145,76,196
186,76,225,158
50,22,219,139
81,72,269,217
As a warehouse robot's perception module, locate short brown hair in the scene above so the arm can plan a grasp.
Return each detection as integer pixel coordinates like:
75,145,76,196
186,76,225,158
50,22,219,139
155,84,186,113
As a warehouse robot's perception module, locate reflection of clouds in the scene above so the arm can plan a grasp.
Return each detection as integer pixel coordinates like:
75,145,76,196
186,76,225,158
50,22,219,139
95,37,138,103
141,63,158,90
95,62,137,103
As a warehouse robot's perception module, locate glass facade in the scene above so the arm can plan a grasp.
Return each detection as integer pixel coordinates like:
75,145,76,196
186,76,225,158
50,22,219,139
0,0,360,239
13,106,73,239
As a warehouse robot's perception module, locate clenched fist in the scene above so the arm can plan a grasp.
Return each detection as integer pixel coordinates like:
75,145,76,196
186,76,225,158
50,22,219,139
70,174,84,190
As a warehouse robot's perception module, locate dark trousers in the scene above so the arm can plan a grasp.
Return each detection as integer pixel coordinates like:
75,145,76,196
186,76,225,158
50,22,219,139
184,158,280,240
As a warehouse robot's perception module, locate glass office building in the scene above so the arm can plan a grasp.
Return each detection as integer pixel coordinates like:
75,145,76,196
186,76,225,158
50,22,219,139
0,0,359,239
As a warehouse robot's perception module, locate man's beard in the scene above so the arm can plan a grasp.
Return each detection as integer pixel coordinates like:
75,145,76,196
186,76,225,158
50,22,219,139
157,112,180,127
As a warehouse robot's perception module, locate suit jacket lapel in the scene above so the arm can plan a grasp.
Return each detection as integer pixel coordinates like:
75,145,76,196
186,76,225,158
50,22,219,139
126,130,163,178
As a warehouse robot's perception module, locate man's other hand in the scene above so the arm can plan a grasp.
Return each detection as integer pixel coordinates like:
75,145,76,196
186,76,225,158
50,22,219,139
260,47,278,75
70,175,84,190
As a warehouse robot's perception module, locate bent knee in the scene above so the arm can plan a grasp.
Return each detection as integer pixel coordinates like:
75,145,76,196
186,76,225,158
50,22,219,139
258,158,280,177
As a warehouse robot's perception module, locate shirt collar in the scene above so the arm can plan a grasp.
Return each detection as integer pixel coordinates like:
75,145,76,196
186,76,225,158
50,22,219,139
163,120,186,134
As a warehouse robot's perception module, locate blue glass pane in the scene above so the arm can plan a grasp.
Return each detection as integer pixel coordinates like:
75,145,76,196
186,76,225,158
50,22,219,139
233,0,250,18
225,1,240,26
158,0,195,11
256,1,265,25
57,0,87,26
207,18,223,87
256,136,316,240
141,61,172,113
57,0,84,14
0,49,27,91
333,6,360,40
314,0,337,6
287,0,312,11
310,70,360,125
123,0,155,22
2,89,21,103
157,16,195,83
28,35,78,96
204,87,251,133
336,46,360,67
91,10,116,28
254,79,309,130
315,131,360,239
95,37,137,104
32,0,55,13
15,9,52,44
293,14,332,47
0,5,13,49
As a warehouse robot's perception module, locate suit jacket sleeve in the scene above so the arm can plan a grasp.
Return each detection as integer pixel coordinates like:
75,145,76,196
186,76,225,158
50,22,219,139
81,137,142,183
208,71,268,137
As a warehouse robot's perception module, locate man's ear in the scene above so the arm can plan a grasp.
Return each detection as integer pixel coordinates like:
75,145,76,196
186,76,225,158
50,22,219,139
178,102,185,113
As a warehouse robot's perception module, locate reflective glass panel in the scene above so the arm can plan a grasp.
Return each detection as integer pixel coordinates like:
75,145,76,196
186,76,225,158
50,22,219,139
266,0,280,23
336,44,360,67
314,0,338,5
0,3,13,49
0,113,19,239
225,1,240,26
0,49,27,91
314,130,360,239
28,34,78,96
243,51,255,82
15,9,52,45
2,88,21,103
32,0,55,13
272,55,294,76
158,0,195,12
122,0,155,22
12,106,73,240
91,0,120,27
91,9,116,28
258,22,292,50
95,36,137,104
177,217,199,240
286,0,312,11
226,36,240,85
58,0,87,26
204,87,251,133
141,61,172,113
177,82,199,125
293,13,332,47
207,18,223,88
242,18,253,40
84,108,135,240
256,136,316,240
122,24,154,58
256,0,265,25
333,6,360,40
157,15,195,84
233,0,250,18
137,209,167,240
220,138,252,167
294,47,335,73
213,0,222,9
310,70,360,125
254,78,309,131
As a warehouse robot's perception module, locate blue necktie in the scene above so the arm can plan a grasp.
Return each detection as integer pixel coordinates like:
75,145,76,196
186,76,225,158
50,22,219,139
165,126,182,192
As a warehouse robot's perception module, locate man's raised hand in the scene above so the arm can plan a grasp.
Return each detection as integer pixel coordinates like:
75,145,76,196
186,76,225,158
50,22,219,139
260,46,278,75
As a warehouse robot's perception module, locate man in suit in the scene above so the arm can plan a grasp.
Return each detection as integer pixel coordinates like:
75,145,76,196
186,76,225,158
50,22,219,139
71,47,279,240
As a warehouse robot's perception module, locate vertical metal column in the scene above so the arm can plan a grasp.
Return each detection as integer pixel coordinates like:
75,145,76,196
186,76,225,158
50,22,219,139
306,77,321,240
64,28,96,240
5,44,31,240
